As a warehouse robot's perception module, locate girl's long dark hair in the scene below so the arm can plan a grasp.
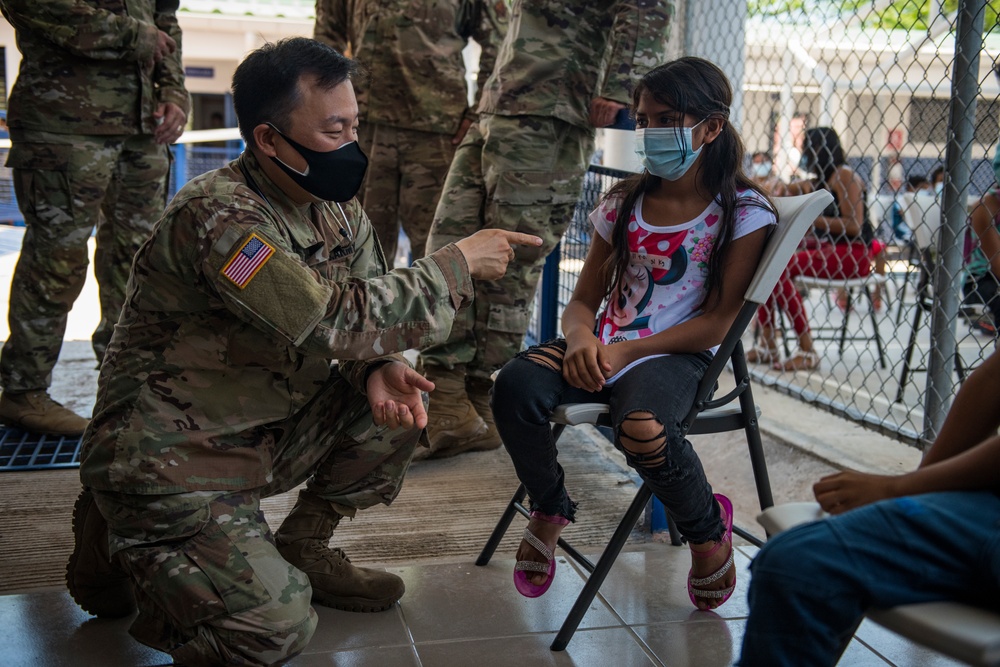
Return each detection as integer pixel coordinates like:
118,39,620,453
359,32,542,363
600,57,774,305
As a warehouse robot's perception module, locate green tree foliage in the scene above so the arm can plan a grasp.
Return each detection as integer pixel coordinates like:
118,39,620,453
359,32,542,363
749,0,999,32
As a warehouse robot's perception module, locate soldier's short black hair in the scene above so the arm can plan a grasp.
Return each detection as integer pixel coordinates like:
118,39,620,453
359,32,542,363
232,37,359,148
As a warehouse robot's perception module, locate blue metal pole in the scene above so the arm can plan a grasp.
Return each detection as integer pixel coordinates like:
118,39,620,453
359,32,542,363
539,244,561,342
171,143,187,200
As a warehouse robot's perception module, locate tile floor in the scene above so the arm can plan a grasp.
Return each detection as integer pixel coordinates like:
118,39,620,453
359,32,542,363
0,543,963,667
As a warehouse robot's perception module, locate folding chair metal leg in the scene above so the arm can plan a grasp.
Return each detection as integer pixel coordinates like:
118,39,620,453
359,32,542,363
733,353,774,513
838,289,853,357
667,513,682,546
551,484,652,651
896,285,927,403
864,286,887,369
476,483,527,567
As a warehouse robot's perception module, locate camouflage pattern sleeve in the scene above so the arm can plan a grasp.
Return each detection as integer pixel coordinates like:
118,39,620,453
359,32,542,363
293,199,474,361
0,0,159,63
200,193,474,367
467,0,509,122
338,354,410,397
153,0,190,115
314,0,374,57
598,0,674,104
313,0,350,53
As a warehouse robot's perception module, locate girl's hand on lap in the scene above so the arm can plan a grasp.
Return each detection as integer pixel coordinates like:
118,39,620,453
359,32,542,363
599,343,630,381
563,337,609,393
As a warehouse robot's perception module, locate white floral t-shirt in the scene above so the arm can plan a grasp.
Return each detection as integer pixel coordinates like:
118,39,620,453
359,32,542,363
589,189,775,383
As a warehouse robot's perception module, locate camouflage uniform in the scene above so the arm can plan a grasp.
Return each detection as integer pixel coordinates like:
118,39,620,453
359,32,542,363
314,0,506,264
419,0,674,380
79,151,474,665
0,0,189,390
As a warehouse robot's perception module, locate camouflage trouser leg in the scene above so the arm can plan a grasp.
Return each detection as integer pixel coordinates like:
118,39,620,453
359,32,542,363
93,134,170,360
0,131,168,391
420,115,595,381
93,489,317,667
262,371,421,515
357,123,454,267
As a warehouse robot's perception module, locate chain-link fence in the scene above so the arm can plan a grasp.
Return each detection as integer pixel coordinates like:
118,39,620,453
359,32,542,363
531,0,998,449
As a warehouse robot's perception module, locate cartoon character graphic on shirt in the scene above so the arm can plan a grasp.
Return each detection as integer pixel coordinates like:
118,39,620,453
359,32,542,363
608,228,689,333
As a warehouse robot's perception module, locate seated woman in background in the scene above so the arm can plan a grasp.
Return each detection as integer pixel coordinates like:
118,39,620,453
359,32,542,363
965,181,1000,338
748,126,874,371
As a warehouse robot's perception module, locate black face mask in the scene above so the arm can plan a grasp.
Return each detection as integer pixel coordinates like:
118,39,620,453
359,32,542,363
266,122,368,202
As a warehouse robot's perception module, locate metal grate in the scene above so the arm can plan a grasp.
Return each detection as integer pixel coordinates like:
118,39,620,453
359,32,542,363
0,428,82,471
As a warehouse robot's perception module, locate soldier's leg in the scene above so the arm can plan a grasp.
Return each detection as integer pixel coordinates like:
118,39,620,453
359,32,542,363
95,134,169,361
397,127,455,261
473,115,595,378
94,489,316,667
357,123,403,265
263,372,420,610
417,123,493,456
0,132,118,434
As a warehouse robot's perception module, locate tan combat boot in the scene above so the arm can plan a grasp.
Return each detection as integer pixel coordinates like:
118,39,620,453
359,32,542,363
465,376,503,451
66,489,137,618
275,492,404,612
0,390,89,436
419,364,496,459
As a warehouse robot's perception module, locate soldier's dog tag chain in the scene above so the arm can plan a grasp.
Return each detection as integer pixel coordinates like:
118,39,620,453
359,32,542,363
240,161,355,258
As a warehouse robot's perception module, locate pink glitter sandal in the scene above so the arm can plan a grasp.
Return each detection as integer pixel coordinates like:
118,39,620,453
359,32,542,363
687,493,735,609
513,511,570,598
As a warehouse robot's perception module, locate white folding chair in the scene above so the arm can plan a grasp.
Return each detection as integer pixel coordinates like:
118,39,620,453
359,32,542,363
896,191,969,401
476,190,835,651
758,503,1000,666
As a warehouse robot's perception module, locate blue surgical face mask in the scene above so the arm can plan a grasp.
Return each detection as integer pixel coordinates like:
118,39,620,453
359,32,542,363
634,119,705,181
753,161,772,178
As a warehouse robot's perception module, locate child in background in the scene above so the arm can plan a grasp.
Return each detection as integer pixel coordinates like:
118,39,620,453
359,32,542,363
491,57,776,610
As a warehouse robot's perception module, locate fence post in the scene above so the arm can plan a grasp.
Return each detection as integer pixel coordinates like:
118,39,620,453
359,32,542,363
924,0,986,448
539,244,561,342
171,143,187,201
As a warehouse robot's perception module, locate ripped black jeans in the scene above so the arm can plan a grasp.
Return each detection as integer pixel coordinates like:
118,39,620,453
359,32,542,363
491,339,724,544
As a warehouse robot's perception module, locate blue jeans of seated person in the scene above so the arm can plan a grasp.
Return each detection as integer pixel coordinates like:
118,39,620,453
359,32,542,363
739,490,1000,667
491,341,724,544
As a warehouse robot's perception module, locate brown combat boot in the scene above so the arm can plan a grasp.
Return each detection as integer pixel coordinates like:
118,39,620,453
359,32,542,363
275,492,404,612
66,489,137,618
418,365,496,459
0,390,89,436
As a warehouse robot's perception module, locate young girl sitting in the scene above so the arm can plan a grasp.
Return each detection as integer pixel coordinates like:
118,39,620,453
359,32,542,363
491,57,776,610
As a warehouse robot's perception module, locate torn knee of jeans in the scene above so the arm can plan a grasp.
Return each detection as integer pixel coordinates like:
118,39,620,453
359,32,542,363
520,340,566,373
616,411,667,468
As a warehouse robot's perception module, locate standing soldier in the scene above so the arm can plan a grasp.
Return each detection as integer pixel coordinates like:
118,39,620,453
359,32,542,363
313,0,507,266
0,0,189,435
418,0,674,458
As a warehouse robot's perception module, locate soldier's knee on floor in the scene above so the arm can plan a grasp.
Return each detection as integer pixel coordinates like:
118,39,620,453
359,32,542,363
171,597,317,667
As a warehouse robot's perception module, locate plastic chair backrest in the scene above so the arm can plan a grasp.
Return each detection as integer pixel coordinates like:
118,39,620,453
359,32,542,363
900,191,943,251
745,190,836,305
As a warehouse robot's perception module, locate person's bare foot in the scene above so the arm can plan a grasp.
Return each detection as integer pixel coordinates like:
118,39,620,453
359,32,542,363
515,514,567,586
774,349,819,371
688,538,736,611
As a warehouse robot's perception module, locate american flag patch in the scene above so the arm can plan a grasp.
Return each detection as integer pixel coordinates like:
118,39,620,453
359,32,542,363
222,234,274,288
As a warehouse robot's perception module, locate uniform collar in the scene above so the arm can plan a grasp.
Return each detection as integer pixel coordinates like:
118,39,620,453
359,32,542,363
237,151,321,248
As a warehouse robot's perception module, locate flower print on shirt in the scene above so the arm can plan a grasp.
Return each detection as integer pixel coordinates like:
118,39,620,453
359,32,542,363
689,233,716,268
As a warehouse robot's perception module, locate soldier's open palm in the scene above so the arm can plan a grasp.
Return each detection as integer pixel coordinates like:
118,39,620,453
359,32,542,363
367,362,435,430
